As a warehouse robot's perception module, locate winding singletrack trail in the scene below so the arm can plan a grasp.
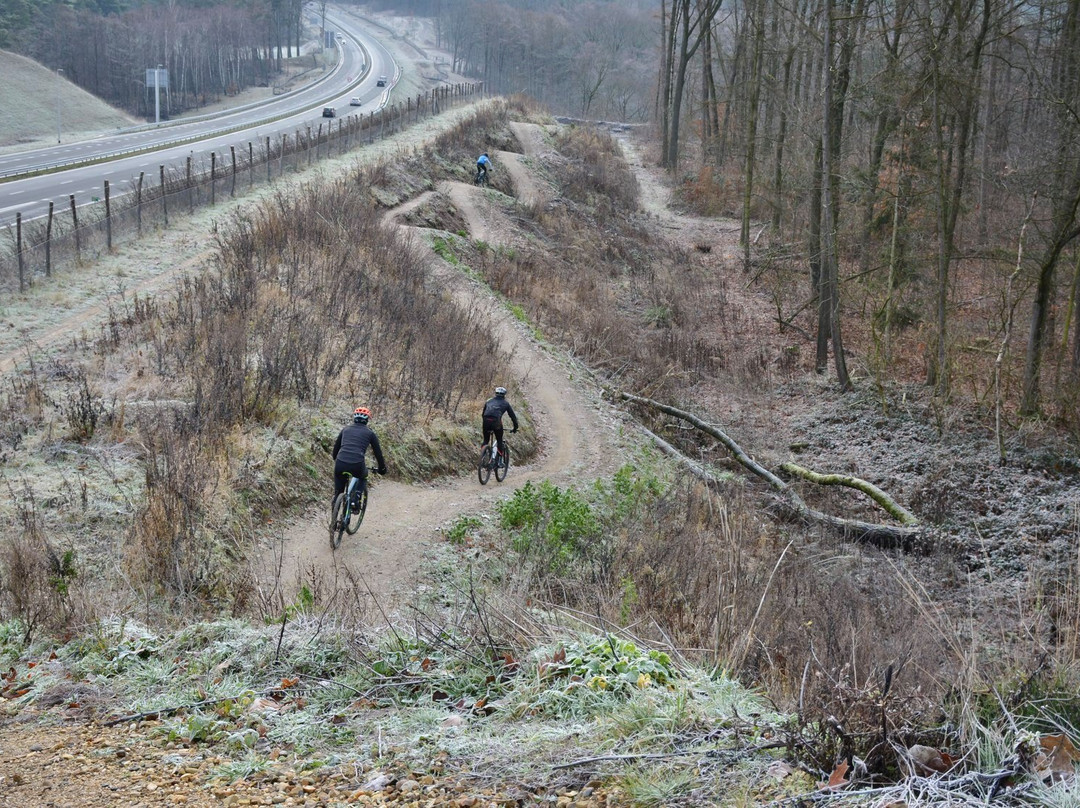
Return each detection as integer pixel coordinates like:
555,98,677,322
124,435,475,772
267,123,625,609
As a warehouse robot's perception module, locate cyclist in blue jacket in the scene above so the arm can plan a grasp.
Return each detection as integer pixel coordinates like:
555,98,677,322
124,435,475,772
482,386,518,460
476,152,493,184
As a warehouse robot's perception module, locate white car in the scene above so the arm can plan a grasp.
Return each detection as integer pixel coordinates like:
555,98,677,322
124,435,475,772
349,97,362,106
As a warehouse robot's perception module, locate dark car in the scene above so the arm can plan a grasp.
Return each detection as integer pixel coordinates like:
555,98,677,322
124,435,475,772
322,106,336,118
376,76,387,87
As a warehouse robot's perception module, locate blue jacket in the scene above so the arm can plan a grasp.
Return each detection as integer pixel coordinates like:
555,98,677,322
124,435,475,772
477,154,492,168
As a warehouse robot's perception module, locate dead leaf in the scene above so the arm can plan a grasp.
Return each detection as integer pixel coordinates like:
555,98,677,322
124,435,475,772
249,697,281,713
908,744,950,775
1037,733,1080,782
767,760,794,780
420,657,433,671
281,677,299,689
818,760,849,791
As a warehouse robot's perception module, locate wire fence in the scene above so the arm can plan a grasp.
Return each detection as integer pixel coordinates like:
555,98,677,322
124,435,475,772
1,83,482,295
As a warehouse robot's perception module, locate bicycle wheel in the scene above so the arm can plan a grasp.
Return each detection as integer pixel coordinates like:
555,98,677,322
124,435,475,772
494,444,510,482
330,493,347,550
478,447,492,485
345,487,368,535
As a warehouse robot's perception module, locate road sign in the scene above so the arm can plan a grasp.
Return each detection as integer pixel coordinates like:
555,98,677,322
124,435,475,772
146,68,168,89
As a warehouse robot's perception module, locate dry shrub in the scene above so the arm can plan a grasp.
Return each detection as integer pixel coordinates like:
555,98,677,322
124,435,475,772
0,363,49,456
62,369,106,442
674,163,740,218
0,483,82,642
581,475,949,773
126,416,227,599
554,127,639,221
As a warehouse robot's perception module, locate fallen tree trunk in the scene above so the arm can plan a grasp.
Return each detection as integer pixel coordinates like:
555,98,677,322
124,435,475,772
779,462,919,525
623,393,922,550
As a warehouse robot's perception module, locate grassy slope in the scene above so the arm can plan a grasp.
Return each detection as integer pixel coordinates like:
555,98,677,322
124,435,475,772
1,87,1079,803
0,50,135,150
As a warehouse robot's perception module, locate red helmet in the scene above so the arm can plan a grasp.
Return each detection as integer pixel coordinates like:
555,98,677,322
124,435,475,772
353,407,371,424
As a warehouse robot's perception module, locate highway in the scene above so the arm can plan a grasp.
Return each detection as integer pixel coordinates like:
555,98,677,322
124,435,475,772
0,9,397,229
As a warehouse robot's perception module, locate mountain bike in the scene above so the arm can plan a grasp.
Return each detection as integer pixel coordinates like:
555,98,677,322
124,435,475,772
477,439,510,485
474,167,489,187
330,472,368,550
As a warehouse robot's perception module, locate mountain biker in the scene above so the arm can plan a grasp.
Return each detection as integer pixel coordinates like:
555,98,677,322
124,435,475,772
475,152,493,184
482,386,519,460
332,407,387,506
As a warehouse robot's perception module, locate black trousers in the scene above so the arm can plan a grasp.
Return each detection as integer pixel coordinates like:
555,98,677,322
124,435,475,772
482,418,505,453
333,459,367,499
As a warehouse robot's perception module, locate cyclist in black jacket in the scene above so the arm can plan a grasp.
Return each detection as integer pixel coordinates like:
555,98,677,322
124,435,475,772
332,407,387,504
482,386,519,459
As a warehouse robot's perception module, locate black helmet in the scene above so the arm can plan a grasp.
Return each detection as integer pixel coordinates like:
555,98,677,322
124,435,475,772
494,386,507,398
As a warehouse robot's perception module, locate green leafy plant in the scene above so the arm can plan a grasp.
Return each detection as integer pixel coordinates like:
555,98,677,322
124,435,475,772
444,514,482,545
49,550,78,597
432,236,461,265
548,636,677,695
498,481,599,571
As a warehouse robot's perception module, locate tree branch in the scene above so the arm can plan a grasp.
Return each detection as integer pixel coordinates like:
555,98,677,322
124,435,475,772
621,392,922,550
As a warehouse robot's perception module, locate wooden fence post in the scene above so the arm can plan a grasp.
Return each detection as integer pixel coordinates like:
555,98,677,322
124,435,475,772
70,194,81,261
317,123,323,160
137,172,144,234
306,126,312,166
280,134,286,175
46,201,54,278
160,165,168,227
248,142,254,188
104,180,112,251
211,152,216,206
16,212,24,293
231,145,237,198
267,136,272,182
187,155,194,212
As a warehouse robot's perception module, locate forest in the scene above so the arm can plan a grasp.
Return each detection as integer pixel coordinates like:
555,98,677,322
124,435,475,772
364,0,1080,428
2,0,306,117
644,0,1080,431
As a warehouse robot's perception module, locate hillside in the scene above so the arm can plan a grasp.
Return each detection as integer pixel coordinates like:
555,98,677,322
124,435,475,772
0,50,136,152
1,25,1080,802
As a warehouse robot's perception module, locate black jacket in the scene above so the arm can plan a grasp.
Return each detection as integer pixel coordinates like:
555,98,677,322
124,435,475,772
332,423,386,471
482,397,519,429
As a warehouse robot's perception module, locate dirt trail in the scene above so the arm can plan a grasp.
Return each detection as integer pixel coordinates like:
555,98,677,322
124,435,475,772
269,132,626,608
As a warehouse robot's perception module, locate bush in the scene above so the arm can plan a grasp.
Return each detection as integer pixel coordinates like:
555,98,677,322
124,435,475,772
499,480,600,572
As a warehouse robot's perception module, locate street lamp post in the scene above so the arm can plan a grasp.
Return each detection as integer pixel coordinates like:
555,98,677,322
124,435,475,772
56,68,63,143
